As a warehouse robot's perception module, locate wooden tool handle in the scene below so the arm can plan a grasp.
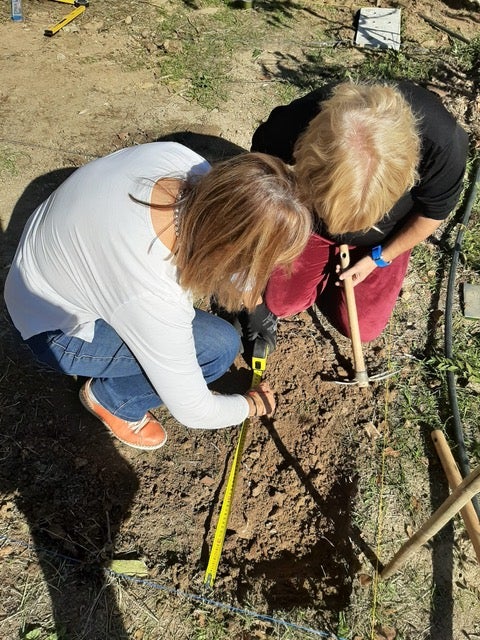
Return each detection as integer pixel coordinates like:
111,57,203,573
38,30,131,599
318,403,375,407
431,430,480,563
380,464,480,579
339,245,369,387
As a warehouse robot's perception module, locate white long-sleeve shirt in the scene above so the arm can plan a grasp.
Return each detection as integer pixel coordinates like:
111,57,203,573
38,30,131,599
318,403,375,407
4,142,249,429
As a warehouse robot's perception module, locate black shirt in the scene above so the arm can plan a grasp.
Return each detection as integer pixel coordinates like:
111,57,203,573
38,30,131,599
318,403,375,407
251,81,469,247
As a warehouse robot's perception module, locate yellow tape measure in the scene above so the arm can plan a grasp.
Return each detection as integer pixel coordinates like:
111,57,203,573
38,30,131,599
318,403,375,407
204,339,268,587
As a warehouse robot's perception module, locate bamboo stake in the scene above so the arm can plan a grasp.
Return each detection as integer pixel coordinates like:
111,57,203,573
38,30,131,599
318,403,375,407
380,464,480,579
431,430,480,563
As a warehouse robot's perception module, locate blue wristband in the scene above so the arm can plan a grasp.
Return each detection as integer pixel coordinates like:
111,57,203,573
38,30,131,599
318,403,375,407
371,245,391,267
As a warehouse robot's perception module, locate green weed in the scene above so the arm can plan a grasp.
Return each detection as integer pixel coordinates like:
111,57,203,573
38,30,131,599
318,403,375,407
353,49,436,83
462,219,480,271
152,1,282,109
0,147,26,177
450,34,480,72
20,628,60,640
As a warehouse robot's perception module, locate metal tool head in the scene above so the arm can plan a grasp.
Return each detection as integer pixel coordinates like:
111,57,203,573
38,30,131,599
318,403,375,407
334,368,399,386
52,0,89,5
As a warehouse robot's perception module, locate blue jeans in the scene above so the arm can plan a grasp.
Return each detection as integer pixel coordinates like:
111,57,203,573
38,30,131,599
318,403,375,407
24,310,240,421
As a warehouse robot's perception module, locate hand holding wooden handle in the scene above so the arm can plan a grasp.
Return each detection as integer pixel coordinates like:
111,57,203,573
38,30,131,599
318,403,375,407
339,245,369,387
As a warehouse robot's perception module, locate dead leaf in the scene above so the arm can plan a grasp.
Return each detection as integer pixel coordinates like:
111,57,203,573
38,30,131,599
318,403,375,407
411,495,421,511
107,559,149,577
384,447,401,458
364,422,381,440
374,624,397,640
358,573,372,586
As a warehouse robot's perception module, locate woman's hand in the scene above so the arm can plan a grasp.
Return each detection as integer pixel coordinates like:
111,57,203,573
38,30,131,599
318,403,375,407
244,381,276,417
336,254,377,287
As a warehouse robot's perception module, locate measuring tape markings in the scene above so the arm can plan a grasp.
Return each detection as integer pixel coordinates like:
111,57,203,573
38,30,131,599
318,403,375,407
204,342,268,587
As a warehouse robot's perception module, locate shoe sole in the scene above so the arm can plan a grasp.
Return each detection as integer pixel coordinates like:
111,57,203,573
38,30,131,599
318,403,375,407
79,383,167,451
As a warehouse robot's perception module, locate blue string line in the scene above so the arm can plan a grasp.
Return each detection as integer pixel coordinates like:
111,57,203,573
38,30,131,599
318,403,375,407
0,532,347,640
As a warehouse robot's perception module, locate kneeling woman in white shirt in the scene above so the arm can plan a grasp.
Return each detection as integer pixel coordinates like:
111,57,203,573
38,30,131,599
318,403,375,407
4,142,311,450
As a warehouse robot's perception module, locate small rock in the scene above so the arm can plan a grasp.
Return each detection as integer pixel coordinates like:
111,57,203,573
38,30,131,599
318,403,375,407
145,42,157,53
194,7,220,14
125,15,133,25
364,421,381,440
83,20,105,32
160,39,183,54
251,485,262,497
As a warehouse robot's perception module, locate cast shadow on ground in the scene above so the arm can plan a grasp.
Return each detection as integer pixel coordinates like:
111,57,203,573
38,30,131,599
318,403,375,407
177,0,323,27
1,168,140,639
0,132,251,639
0,321,140,639
258,40,479,118
416,183,480,640
1,168,144,638
154,131,247,162
239,417,362,614
306,306,357,382
1,168,78,272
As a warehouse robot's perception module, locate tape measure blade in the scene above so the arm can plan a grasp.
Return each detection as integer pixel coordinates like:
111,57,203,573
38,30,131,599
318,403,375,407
203,338,268,587
203,419,249,586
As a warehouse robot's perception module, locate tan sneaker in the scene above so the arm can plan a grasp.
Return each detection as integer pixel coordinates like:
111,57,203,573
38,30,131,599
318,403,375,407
79,379,167,450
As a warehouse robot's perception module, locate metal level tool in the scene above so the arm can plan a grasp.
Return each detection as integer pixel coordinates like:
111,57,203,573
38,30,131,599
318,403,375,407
44,0,89,37
204,338,269,588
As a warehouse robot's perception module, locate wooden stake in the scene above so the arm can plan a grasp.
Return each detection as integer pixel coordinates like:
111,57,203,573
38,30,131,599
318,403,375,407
380,464,480,579
431,430,480,563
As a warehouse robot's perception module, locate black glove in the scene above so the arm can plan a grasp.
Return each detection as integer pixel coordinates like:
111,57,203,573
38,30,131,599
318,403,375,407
244,301,278,352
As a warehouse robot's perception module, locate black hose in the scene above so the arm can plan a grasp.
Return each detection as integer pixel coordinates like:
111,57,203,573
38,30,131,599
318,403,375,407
444,158,480,518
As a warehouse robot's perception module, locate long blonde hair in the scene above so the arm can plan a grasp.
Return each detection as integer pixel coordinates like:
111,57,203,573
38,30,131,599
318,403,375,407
294,82,421,235
173,153,312,312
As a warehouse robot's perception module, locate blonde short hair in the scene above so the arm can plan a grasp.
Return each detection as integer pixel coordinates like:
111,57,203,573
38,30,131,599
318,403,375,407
294,82,421,235
174,153,312,312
